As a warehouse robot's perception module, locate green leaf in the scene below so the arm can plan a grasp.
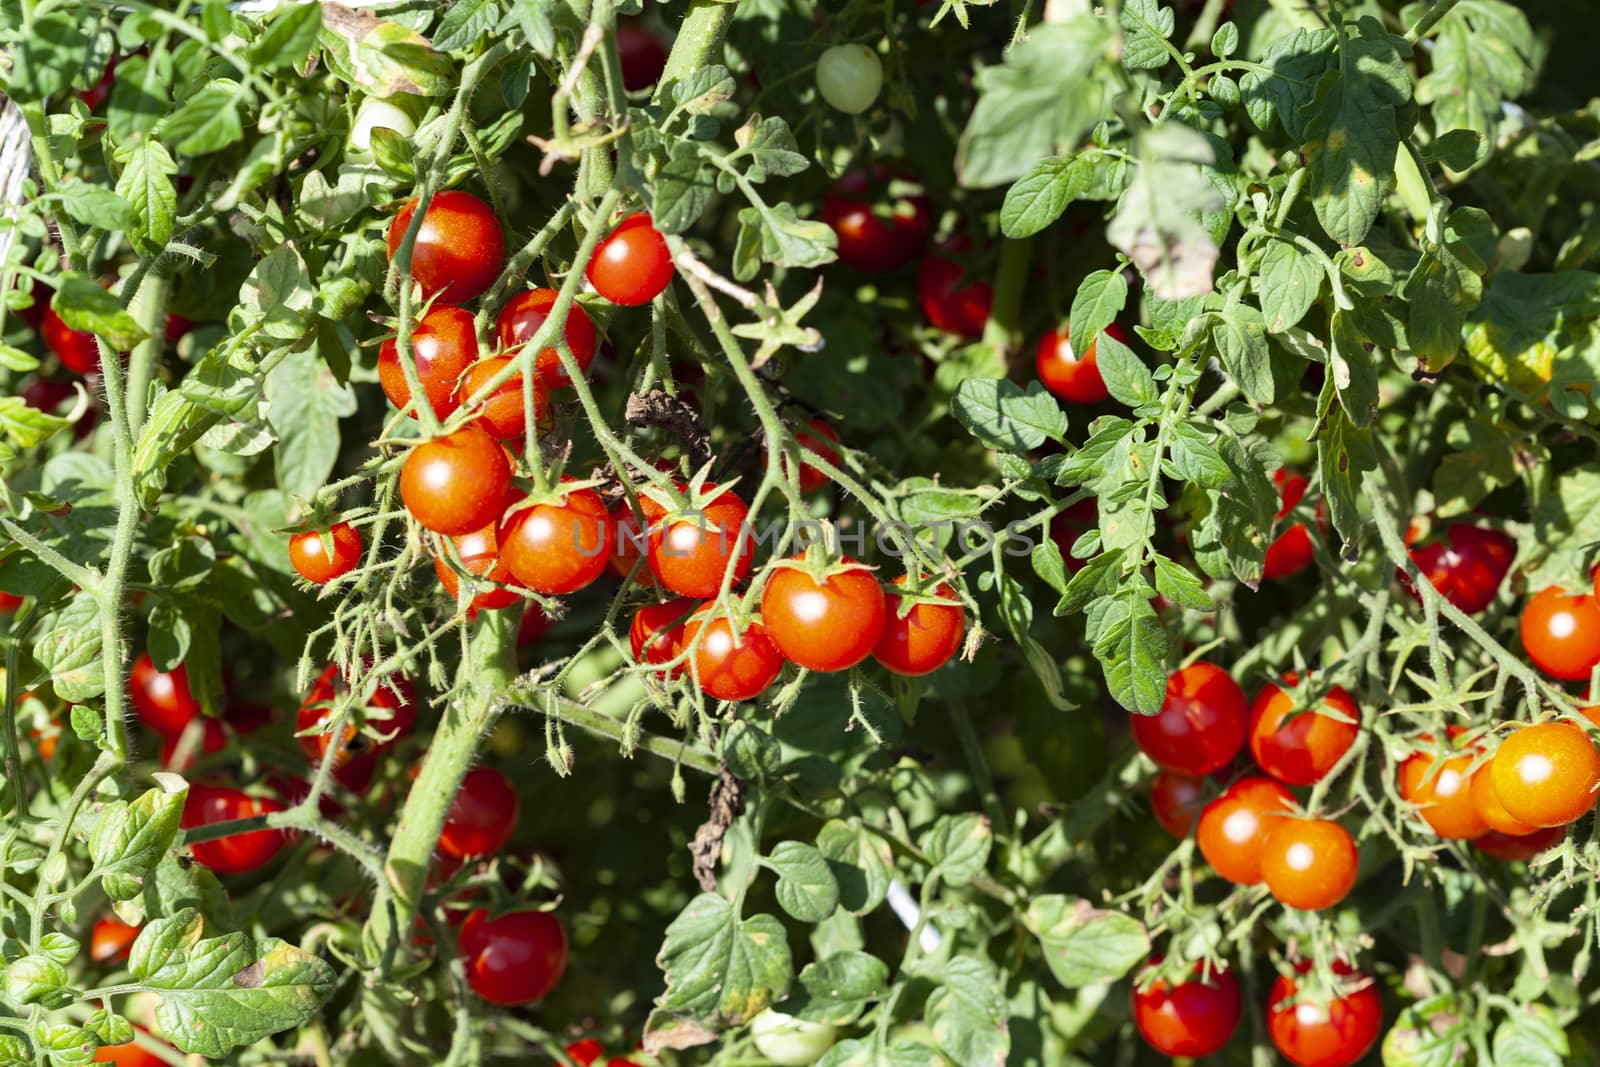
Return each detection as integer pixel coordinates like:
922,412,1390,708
430,0,498,53
33,592,105,703
1093,328,1155,407
1092,589,1167,713
1328,310,1378,426
129,910,337,1057
655,143,715,235
1255,239,1323,333
653,894,792,1028
1240,28,1337,141
246,3,323,70
724,720,782,783
53,274,146,351
1414,0,1536,144
767,842,840,923
0,396,72,456
5,13,89,102
160,79,248,155
1068,270,1128,357
2,956,69,1007
671,65,738,113
1031,536,1070,596
1490,1006,1567,1067
816,820,894,916
734,203,836,278
264,348,357,499
1107,125,1226,301
1119,0,1176,70
1211,305,1273,404
53,181,136,233
926,956,1009,1067
738,116,809,183
319,5,455,97
1211,22,1239,59
787,952,890,1026
1167,421,1232,489
1000,151,1131,238
90,778,187,901
1381,994,1470,1067
1152,553,1212,610
113,140,179,254
1025,895,1149,988
1405,207,1488,372
1059,418,1139,486
1314,387,1376,552
241,247,315,342
952,378,1068,451
918,813,992,886
1057,548,1123,615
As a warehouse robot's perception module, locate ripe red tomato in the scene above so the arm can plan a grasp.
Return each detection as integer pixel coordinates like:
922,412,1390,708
1488,721,1600,828
1035,322,1134,404
1267,962,1382,1067
871,578,964,677
440,766,520,860
1260,817,1359,911
497,482,612,596
1402,521,1514,614
495,288,599,388
378,305,478,420
819,167,933,273
434,524,521,611
90,916,139,963
386,190,506,304
0,590,22,612
93,1042,165,1067
1474,825,1565,862
760,559,887,672
297,665,417,770
1150,771,1206,839
182,784,289,875
916,251,993,339
519,605,552,646
1397,740,1489,840
1129,661,1248,775
1196,775,1294,884
1130,959,1241,1058
289,522,363,585
1263,470,1316,580
399,425,512,536
1248,676,1360,786
682,607,785,701
458,908,568,1005
457,356,548,441
129,653,202,737
566,1039,607,1067
587,213,675,306
644,487,754,598
779,417,841,493
1520,587,1600,681
615,20,668,90
609,501,655,584
1469,765,1540,836
631,597,696,676
43,308,102,375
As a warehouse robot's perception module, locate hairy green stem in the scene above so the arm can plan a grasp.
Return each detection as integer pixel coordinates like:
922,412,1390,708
652,0,738,99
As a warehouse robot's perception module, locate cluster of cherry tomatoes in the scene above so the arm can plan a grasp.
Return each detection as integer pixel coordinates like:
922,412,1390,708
563,1036,642,1067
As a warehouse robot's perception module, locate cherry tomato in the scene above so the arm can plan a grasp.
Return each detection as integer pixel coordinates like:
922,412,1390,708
1402,521,1514,614
872,577,965,677
1489,721,1600,828
440,766,519,860
1469,765,1540,837
630,597,696,677
458,908,568,1005
90,916,139,964
79,55,120,111
616,20,668,90
289,522,363,585
1035,322,1135,404
297,665,417,771
916,252,992,339
815,43,883,114
386,190,506,304
434,524,521,611
1131,959,1241,1058
781,417,841,492
682,607,784,701
1248,676,1360,786
644,487,754,598
159,715,228,771
399,425,512,536
1397,740,1489,840
1263,470,1316,580
378,305,478,420
1129,661,1248,775
93,1042,166,1067
457,356,547,441
566,1039,606,1067
587,213,675,307
1520,586,1600,681
497,482,612,596
749,1008,839,1066
1260,817,1359,911
761,558,887,672
495,288,599,388
1150,771,1206,839
1196,775,1294,884
182,784,289,875
129,653,202,737
609,501,655,584
519,605,552,646
1267,962,1382,1067
43,308,102,375
1474,825,1565,862
819,167,933,273
0,590,22,612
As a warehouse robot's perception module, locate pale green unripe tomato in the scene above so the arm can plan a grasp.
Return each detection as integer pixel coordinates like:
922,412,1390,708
816,44,883,115
350,96,417,153
750,1008,838,1065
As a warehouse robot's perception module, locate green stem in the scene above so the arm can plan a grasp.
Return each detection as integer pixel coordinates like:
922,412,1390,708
124,268,169,435
652,0,738,99
983,237,1033,356
1405,0,1463,41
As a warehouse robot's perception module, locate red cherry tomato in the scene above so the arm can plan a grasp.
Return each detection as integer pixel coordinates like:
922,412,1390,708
497,482,612,596
1489,721,1600,828
1129,661,1248,775
916,252,992,339
90,916,139,964
289,522,363,585
1402,521,1514,613
644,487,754,598
615,20,668,91
518,605,552,646
93,1042,166,1067
1035,322,1133,405
777,417,841,493
587,213,675,306
399,425,512,536
440,766,520,860
495,288,599,388
1520,586,1600,681
1196,775,1294,884
1260,817,1359,911
820,167,933,273
458,908,568,1005
609,501,655,585
566,1039,607,1067
386,190,506,304
760,558,887,673
872,577,964,677
1263,470,1316,580
129,653,202,737
296,664,417,771
1131,959,1241,1058
1267,962,1382,1067
378,305,478,421
1150,771,1206,839
434,524,521,611
682,607,784,701
1248,675,1360,786
630,597,696,677
1397,739,1489,840
1474,824,1565,862
182,784,289,875
457,356,548,441
43,308,102,375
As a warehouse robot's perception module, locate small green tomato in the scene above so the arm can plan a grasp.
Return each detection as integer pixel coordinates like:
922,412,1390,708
750,1008,838,1066
816,44,883,115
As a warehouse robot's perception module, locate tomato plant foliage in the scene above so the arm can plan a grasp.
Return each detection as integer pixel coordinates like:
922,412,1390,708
0,0,1598,1064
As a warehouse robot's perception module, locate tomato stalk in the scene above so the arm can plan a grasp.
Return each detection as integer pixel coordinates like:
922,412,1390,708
651,0,737,100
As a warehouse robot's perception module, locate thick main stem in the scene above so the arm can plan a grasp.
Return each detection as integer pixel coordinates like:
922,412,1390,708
653,0,737,98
